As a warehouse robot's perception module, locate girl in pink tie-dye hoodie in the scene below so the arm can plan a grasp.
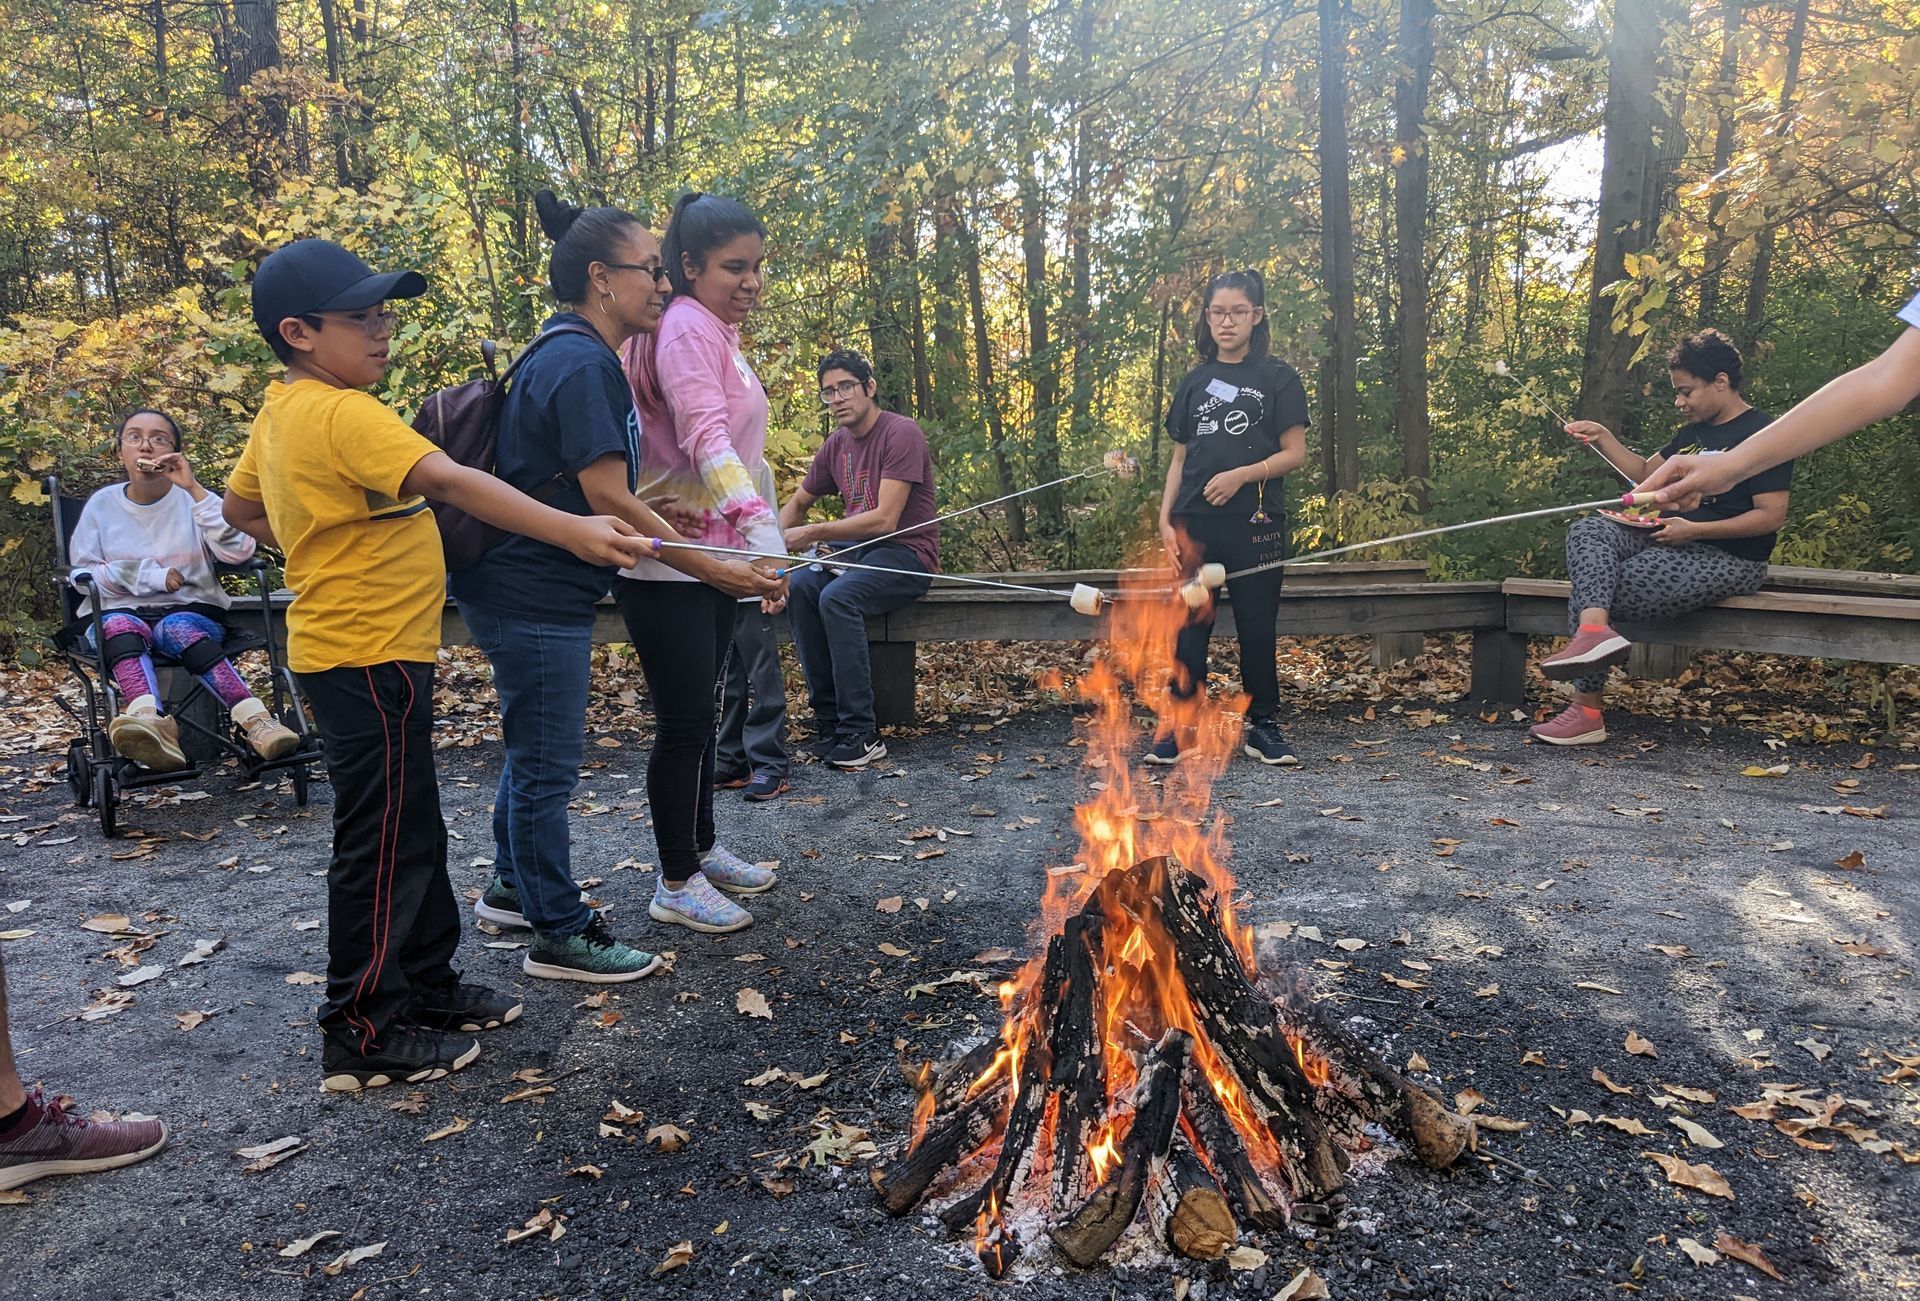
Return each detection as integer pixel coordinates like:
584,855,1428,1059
615,192,789,936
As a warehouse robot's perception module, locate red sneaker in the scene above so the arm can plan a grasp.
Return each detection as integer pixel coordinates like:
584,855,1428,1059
0,1090,167,1191
1528,703,1607,746
1538,625,1631,681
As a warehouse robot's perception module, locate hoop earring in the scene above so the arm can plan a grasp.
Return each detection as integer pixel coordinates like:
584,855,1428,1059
602,289,618,310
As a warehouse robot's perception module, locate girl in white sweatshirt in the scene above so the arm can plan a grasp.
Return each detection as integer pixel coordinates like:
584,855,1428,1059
69,409,298,770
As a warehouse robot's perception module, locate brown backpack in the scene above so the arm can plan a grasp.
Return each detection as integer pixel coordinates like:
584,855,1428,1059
411,323,601,570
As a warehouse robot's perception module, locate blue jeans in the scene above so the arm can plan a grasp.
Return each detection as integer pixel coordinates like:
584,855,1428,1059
457,600,595,937
785,542,932,739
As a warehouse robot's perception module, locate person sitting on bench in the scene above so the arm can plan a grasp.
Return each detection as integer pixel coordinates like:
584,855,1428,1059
1530,330,1794,746
69,409,300,770
778,350,938,770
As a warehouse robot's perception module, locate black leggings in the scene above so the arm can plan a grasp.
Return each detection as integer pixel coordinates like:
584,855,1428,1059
614,579,733,885
1171,512,1288,721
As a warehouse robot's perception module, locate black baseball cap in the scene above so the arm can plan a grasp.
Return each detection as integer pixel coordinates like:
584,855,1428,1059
250,238,428,342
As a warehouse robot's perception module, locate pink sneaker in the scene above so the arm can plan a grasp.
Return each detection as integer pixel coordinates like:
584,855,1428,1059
1528,704,1607,746
0,1089,167,1191
1538,625,1631,681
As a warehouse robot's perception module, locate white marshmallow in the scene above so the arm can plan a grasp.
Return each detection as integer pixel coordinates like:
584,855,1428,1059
1198,563,1226,589
1180,579,1210,610
1069,584,1104,616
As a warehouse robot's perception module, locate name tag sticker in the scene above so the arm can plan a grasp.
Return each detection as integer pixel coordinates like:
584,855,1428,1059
1205,378,1240,404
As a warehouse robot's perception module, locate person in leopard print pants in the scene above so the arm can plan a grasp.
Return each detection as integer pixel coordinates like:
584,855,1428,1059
1531,330,1795,746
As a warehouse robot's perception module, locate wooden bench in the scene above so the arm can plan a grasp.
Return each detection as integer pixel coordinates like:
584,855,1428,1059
1482,574,1920,707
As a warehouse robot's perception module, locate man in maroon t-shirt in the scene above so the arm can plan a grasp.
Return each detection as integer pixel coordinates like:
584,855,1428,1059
779,350,939,771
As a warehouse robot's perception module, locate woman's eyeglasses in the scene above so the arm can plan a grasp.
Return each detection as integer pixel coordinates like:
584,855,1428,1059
604,263,673,284
1205,306,1260,325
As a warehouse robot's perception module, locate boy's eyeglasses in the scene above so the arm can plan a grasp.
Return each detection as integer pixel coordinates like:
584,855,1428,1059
302,308,398,338
819,381,864,403
604,263,673,284
1205,306,1260,324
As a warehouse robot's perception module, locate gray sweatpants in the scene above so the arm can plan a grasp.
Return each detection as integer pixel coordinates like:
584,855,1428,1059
716,604,789,778
1563,515,1768,693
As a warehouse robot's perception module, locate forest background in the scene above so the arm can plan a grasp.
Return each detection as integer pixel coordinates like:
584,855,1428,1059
0,0,1916,659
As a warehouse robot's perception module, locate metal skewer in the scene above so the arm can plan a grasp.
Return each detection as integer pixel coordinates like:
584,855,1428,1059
1494,361,1635,486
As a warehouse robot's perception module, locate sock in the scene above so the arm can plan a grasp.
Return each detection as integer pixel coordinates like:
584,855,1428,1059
1578,622,1610,633
0,1093,39,1139
1575,705,1602,718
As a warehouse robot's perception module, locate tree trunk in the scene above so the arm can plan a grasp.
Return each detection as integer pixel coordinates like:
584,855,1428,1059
1393,0,1435,506
505,0,531,274
1067,0,1096,449
317,0,356,187
964,220,1027,545
929,180,967,431
1740,0,1809,349
1317,0,1361,495
1011,0,1064,532
902,210,933,421
663,32,680,158
864,216,914,416
1697,0,1741,325
219,0,286,197
1150,301,1171,474
1577,0,1669,437
565,86,608,204
148,0,189,282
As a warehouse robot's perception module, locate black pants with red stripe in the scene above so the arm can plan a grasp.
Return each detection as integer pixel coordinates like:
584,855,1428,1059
296,661,459,1052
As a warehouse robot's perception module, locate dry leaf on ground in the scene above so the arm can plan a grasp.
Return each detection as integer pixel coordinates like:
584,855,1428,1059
1625,1030,1658,1058
1274,1268,1331,1300
1713,1232,1783,1280
423,1116,470,1142
1670,1116,1724,1148
1677,1237,1721,1266
1642,1151,1734,1199
319,1242,386,1276
645,1123,690,1152
278,1230,342,1259
1592,1068,1634,1095
650,1240,694,1277
736,987,773,1019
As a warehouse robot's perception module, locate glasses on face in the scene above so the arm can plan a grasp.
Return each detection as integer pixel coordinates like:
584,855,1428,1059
819,381,863,404
604,262,673,284
307,307,398,338
120,431,175,450
1206,305,1260,325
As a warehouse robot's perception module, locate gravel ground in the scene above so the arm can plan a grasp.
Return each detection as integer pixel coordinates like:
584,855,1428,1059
0,698,1914,1301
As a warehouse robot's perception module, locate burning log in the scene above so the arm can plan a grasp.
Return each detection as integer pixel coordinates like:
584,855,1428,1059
1183,1066,1288,1232
875,1078,1009,1216
1147,1129,1236,1261
1050,1028,1191,1268
1047,912,1107,1209
1283,994,1471,1170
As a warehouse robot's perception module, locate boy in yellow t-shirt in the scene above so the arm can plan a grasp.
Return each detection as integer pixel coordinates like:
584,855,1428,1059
224,239,646,1093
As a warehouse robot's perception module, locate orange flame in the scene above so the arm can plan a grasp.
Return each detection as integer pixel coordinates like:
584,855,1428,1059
1086,1117,1124,1184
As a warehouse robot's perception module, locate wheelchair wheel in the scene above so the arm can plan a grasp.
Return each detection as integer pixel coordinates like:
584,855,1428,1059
66,740,92,807
292,763,310,807
93,766,118,838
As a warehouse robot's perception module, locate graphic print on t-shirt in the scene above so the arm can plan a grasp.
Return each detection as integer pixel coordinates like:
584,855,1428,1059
840,449,875,515
1193,383,1267,442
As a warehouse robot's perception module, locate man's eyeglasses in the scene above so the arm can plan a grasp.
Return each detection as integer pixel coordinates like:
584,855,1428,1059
819,381,864,404
1205,305,1260,324
604,263,673,284
302,307,398,338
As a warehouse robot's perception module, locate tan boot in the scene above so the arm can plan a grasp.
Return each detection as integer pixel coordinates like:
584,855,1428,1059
233,699,299,761
107,695,187,771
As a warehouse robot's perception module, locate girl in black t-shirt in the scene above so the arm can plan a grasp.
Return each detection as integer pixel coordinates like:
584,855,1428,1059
1151,269,1310,767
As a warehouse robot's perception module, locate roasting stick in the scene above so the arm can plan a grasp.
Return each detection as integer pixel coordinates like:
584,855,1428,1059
1493,360,1635,486
649,537,1077,599
1218,491,1665,585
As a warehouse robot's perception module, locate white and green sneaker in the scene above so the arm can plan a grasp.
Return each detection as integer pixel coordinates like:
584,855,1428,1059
522,916,664,983
649,871,753,934
474,874,599,930
699,844,777,895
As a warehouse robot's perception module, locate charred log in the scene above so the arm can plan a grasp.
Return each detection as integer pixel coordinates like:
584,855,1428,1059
1050,1028,1191,1268
1148,1129,1236,1260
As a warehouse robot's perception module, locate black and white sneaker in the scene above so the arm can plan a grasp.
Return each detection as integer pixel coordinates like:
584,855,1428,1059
826,734,887,769
1243,718,1300,766
1142,735,1183,766
321,1026,481,1093
408,979,523,1033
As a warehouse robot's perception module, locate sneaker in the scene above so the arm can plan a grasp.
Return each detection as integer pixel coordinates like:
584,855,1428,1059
0,1089,168,1191
473,874,597,930
1528,703,1607,746
1143,735,1182,766
1243,718,1300,766
522,915,664,983
408,978,524,1032
1538,625,1632,682
826,734,887,769
320,1025,481,1093
107,697,186,772
699,844,778,895
234,699,300,760
649,871,753,934
715,764,752,790
795,730,835,761
742,771,789,802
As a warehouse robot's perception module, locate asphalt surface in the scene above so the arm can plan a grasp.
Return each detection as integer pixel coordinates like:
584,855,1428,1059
0,691,1914,1300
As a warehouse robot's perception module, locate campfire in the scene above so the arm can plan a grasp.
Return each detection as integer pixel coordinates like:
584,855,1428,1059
874,572,1471,1274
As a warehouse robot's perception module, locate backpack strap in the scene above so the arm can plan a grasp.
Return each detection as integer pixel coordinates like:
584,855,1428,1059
498,321,617,505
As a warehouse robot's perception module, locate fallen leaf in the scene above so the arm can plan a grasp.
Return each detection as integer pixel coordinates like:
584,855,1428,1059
1660,1082,1715,1104
1520,1050,1548,1067
1641,1151,1734,1199
1575,981,1623,995
875,896,902,914
877,942,910,958
1592,1068,1634,1096
1454,1088,1485,1116
79,914,136,934
176,937,225,967
645,1123,690,1153
1625,1030,1658,1058
650,1240,694,1277
1833,850,1866,870
0,930,33,942
504,1208,565,1245
1225,1245,1266,1270
174,1010,212,1032
1671,1116,1724,1149
1474,983,1500,998
1405,1052,1430,1073
736,988,773,1020
1475,1114,1529,1132
236,1136,307,1173
1713,1232,1783,1281
423,1116,470,1142
116,965,164,988
1794,1037,1832,1061
319,1242,386,1276
743,1068,785,1087
1596,1115,1655,1136
1741,764,1788,777
972,947,1015,963
1333,937,1367,952
1273,1268,1331,1300
1677,1237,1721,1266
278,1229,343,1259
284,971,325,986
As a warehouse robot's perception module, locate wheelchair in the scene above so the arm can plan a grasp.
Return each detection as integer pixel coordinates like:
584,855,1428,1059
46,475,324,836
